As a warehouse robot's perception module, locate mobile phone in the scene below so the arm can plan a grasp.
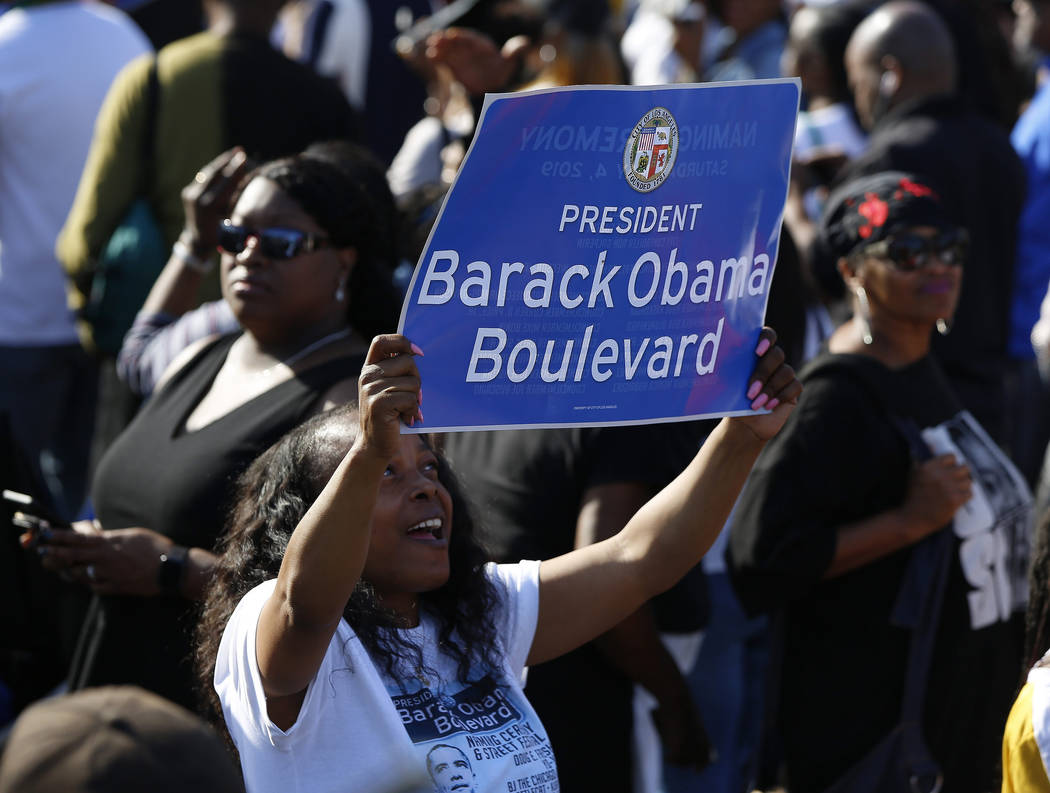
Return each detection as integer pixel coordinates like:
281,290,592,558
3,490,71,530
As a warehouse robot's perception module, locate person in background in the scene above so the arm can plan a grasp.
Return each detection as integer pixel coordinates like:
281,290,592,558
56,0,362,470
58,0,362,347
0,0,150,732
1008,0,1050,496
115,140,400,399
386,1,545,200
730,171,1031,793
0,0,148,522
26,151,400,710
277,0,431,165
831,0,1026,447
781,1,869,233
630,0,708,86
705,0,786,82
0,686,245,793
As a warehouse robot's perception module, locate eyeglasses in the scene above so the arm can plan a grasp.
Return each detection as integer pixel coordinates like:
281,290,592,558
852,228,969,272
217,221,330,260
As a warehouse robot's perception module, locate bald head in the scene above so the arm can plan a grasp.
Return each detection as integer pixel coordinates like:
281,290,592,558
845,1,956,128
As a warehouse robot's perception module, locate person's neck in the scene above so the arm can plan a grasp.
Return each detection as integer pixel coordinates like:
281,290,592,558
805,94,836,112
380,592,421,628
830,315,931,367
241,317,354,367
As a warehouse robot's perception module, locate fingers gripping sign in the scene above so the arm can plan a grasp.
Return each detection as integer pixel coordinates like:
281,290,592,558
732,327,803,441
358,335,425,460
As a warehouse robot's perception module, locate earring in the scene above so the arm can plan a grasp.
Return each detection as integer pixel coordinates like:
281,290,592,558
335,282,346,302
855,286,874,345
936,318,951,336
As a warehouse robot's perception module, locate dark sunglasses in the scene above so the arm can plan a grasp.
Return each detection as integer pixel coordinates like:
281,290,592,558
218,221,330,260
853,228,970,272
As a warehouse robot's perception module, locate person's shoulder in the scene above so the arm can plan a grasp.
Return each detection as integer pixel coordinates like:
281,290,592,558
157,30,224,74
153,332,229,393
797,353,894,413
487,561,540,601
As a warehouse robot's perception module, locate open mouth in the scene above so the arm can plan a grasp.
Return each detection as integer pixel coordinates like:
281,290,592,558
406,517,444,541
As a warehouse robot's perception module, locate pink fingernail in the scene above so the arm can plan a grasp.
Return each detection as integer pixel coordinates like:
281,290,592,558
747,380,762,400
418,409,424,424
755,338,771,357
408,415,415,427
418,387,423,407
410,343,425,357
767,398,779,410
751,393,769,410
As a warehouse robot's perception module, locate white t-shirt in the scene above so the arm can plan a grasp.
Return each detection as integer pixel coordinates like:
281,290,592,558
0,2,149,345
216,560,559,793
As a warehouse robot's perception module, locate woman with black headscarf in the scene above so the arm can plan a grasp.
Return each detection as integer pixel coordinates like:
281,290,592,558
729,171,1032,793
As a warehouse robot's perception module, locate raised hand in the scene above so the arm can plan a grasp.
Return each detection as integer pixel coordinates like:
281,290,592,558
179,146,251,260
356,334,424,464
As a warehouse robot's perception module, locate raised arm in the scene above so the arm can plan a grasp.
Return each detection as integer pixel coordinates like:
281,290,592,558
527,329,801,665
117,148,249,394
255,335,421,708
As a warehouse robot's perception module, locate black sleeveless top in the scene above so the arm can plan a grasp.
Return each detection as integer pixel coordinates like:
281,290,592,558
80,333,364,708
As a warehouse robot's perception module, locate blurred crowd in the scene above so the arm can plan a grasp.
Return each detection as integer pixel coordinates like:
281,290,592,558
1,0,1050,792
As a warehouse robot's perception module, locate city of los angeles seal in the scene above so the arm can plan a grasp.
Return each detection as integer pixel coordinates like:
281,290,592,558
622,107,679,193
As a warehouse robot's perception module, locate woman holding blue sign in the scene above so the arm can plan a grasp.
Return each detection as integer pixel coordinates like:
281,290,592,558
198,328,799,793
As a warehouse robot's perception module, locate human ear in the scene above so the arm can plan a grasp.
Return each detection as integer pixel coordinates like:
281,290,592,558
837,256,860,289
336,247,357,289
878,56,902,96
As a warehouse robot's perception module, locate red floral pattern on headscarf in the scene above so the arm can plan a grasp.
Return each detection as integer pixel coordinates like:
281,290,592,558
820,173,952,260
900,178,936,198
857,193,889,239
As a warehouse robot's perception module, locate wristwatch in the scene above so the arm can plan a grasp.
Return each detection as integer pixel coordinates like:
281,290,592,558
158,545,188,597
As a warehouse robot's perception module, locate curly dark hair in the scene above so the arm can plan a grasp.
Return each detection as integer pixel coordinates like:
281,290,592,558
239,146,404,341
194,407,501,738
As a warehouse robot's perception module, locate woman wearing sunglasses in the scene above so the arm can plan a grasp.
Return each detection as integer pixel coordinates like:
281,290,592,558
728,172,1032,793
27,147,402,710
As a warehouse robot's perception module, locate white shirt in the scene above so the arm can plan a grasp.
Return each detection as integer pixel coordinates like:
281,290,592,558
216,561,557,793
0,1,149,345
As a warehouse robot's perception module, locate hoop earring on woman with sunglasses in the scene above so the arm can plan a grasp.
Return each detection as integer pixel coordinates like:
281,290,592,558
855,285,874,345
936,317,952,335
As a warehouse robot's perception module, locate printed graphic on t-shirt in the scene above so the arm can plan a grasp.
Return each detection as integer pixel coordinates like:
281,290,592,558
923,412,1032,630
390,673,559,793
